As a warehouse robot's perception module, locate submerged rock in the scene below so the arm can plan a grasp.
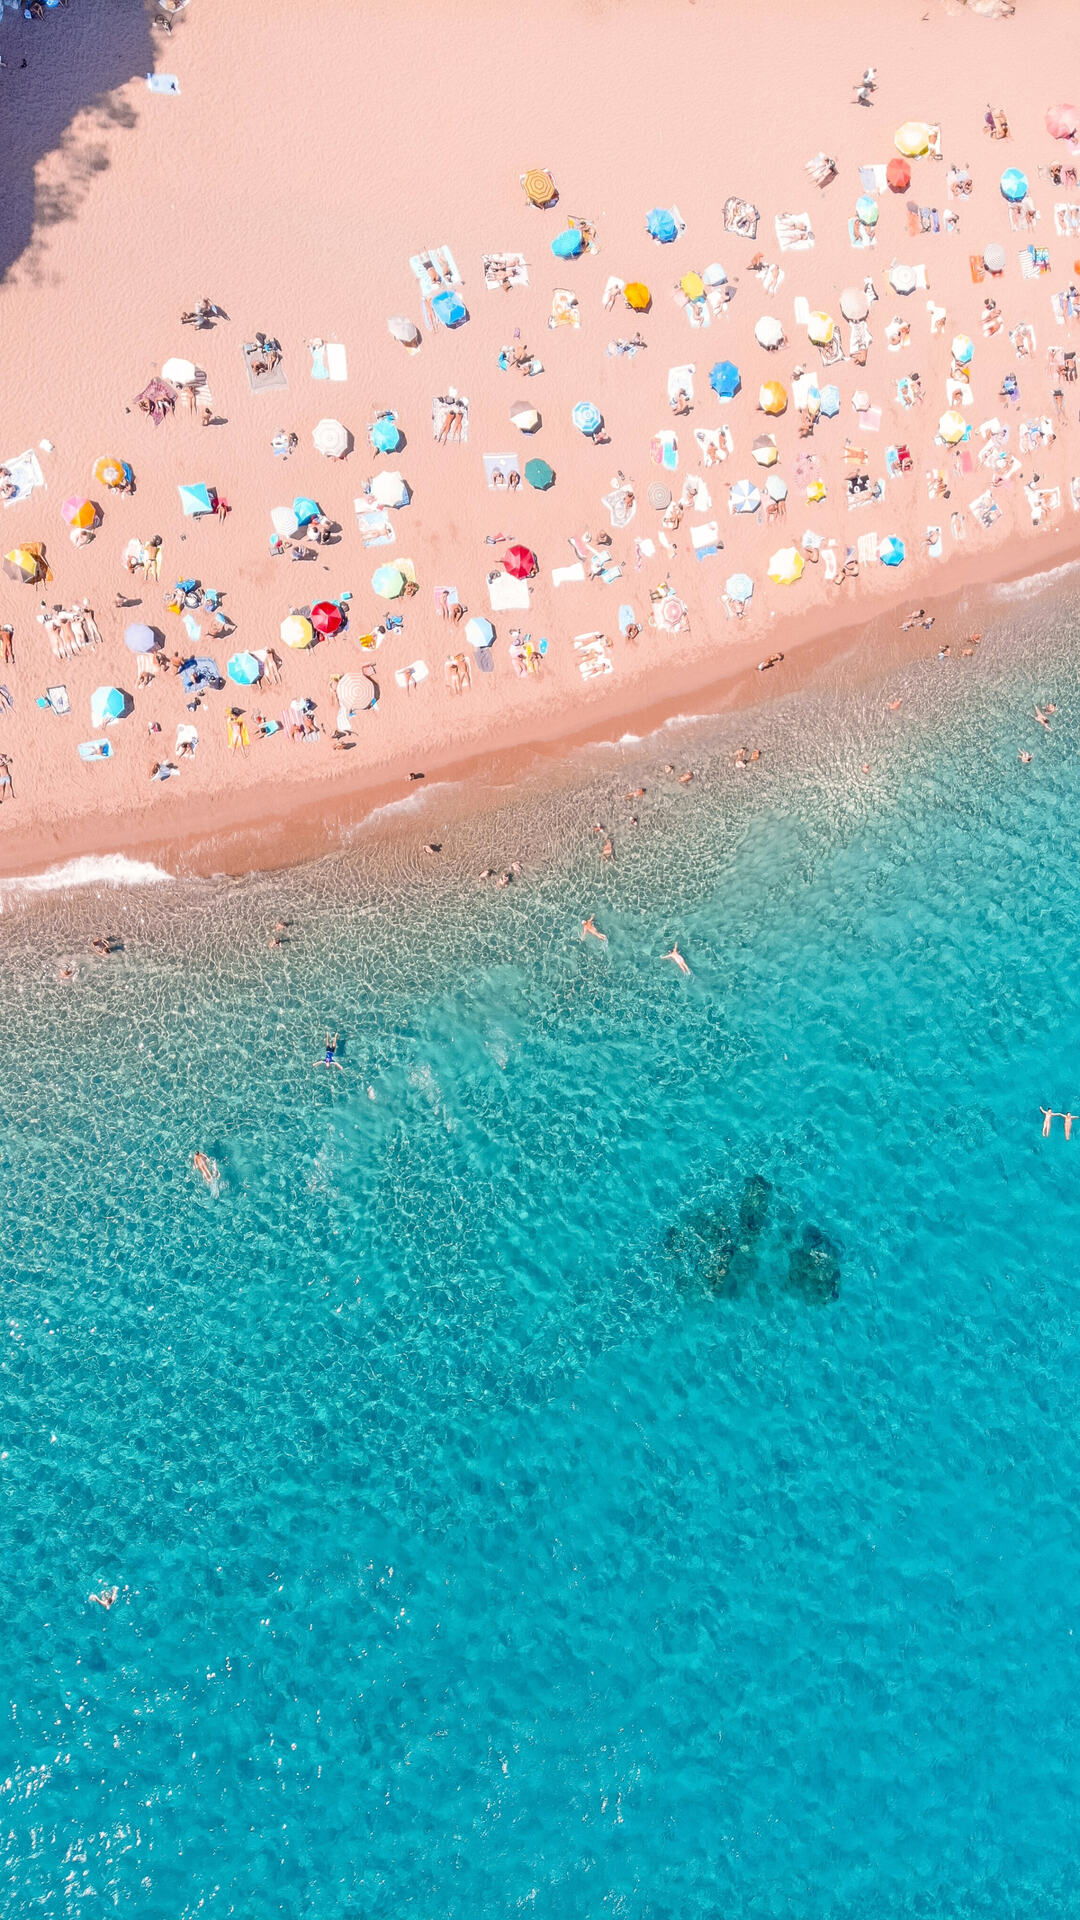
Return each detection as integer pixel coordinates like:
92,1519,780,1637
665,1206,737,1293
738,1173,772,1244
787,1224,841,1303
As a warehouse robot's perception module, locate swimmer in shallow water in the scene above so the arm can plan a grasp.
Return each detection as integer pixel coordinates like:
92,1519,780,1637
317,1031,343,1069
661,942,692,977
193,1151,217,1185
581,917,607,943
89,1586,118,1610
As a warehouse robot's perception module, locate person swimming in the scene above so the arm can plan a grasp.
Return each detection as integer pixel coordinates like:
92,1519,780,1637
581,917,607,943
317,1031,343,1069
193,1151,217,1185
88,1586,118,1610
661,942,692,978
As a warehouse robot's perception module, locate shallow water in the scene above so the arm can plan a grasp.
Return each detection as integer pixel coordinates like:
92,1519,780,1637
4,597,1080,1917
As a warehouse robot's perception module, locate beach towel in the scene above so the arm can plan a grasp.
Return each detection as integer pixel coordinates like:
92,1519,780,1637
548,288,580,329
78,739,112,761
792,295,810,326
927,524,943,557
618,605,638,635
970,490,1002,529
488,572,530,611
1071,478,1080,513
146,73,179,94
723,197,759,239
859,164,889,193
482,453,520,489
681,475,712,514
857,532,879,567
690,521,720,559
410,247,462,300
601,484,637,529
483,253,529,291
242,341,287,392
848,321,872,358
849,219,876,250
552,563,586,587
1054,204,1080,238
667,364,695,405
693,426,731,466
775,211,814,251
432,392,469,443
650,432,678,471
354,505,395,546
136,653,158,683
0,448,44,506
46,685,69,715
309,340,328,379
601,275,625,311
395,659,429,690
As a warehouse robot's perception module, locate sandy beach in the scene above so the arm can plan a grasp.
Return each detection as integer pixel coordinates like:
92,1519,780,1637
0,0,1073,879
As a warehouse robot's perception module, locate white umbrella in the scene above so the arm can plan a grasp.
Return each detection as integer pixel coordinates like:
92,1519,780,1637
840,286,869,322
313,418,349,458
369,470,408,508
765,475,788,500
161,356,198,385
387,315,421,347
271,506,300,537
852,390,871,412
754,315,784,349
889,264,916,295
510,405,541,432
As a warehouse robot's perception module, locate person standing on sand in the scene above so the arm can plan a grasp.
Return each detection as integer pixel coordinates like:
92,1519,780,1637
0,625,12,663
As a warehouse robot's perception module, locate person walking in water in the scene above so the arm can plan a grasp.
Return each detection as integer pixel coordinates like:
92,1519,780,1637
661,942,691,977
317,1031,343,1069
581,917,607,943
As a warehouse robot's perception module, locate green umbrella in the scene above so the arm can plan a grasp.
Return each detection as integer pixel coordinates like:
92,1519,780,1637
525,457,554,490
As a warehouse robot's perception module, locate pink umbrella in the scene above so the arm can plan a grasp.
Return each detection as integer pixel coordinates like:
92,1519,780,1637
1046,103,1080,140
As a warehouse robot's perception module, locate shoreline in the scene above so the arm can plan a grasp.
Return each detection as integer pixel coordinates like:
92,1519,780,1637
1,516,1077,887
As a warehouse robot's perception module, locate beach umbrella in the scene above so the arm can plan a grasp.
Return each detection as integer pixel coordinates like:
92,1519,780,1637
292,495,322,526
312,418,349,457
879,535,906,567
894,121,931,157
765,475,788,501
886,156,912,193
939,409,966,444
658,594,687,630
372,563,405,599
523,168,556,207
624,281,651,311
369,471,408,508
754,316,783,349
983,242,1006,274
726,572,754,602
510,405,540,432
311,600,344,635
855,195,879,228
768,546,803,585
572,400,602,436
161,356,198,385
852,389,871,412
503,544,537,580
951,333,974,366
62,496,99,529
336,670,375,711
178,482,213,516
90,685,127,725
819,384,841,417
371,415,400,453
432,289,466,327
387,315,421,347
525,457,555,489
648,483,671,509
759,380,787,415
806,478,826,504
2,546,39,583
1046,103,1080,141
729,479,761,513
807,311,835,346
465,616,495,648
271,505,300,538
646,207,678,243
751,434,778,467
227,650,261,685
124,621,156,653
710,359,741,399
889,263,916,295
280,614,314,649
840,286,869,322
1000,167,1028,203
551,227,583,258
93,455,127,490
680,271,705,300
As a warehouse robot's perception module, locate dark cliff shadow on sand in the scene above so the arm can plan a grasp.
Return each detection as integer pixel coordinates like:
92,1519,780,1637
0,0,163,285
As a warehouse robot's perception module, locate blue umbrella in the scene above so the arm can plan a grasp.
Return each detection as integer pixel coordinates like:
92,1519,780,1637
819,384,841,418
710,360,741,400
726,572,754,602
372,415,400,453
855,194,879,226
572,401,602,436
729,480,761,514
879,536,906,567
432,289,467,326
228,651,261,686
292,496,321,527
90,685,126,725
646,207,678,243
1000,167,1028,202
178,482,213,517
551,227,584,258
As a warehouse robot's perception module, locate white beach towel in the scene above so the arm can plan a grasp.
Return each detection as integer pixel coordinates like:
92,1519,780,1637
667,364,695,404
690,520,720,557
857,531,879,566
552,563,586,587
395,660,429,688
488,573,531,611
325,343,347,381
0,448,44,505
775,212,815,252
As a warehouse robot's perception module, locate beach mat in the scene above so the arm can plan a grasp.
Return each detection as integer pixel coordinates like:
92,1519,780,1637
243,344,288,393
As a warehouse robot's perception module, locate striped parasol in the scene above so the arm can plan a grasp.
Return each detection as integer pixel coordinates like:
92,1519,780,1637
523,169,555,207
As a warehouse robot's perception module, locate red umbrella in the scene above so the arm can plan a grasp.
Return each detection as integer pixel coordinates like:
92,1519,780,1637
886,157,911,193
311,600,344,635
503,543,537,579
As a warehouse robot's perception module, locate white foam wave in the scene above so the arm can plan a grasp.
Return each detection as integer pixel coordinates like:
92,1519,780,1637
663,711,711,730
993,557,1080,601
350,781,458,832
0,853,174,896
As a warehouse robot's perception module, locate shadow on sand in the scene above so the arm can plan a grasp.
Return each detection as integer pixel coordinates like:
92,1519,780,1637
0,0,165,284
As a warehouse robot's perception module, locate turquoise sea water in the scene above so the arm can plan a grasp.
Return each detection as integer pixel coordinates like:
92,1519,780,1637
4,590,1080,1916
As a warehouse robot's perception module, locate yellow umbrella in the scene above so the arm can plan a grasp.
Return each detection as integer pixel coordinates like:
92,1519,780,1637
680,271,705,300
938,409,966,445
93,456,127,490
752,435,779,467
768,546,804,585
523,168,555,206
3,545,40,583
807,311,834,345
625,282,651,311
894,120,931,158
280,614,314,649
806,478,827,503
759,380,788,416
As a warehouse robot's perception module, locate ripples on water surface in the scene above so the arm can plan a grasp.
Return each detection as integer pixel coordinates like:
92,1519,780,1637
4,604,1080,1917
